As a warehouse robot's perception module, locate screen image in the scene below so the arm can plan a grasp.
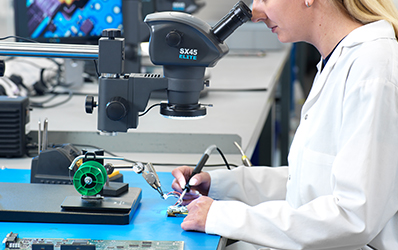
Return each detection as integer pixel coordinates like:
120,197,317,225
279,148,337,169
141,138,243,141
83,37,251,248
16,0,123,44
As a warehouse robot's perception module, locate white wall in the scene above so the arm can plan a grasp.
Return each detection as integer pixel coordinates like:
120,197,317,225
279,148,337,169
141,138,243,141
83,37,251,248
194,0,252,22
0,0,14,38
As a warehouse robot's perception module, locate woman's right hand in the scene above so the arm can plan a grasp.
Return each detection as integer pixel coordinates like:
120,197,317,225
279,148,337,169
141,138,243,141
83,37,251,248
171,166,211,205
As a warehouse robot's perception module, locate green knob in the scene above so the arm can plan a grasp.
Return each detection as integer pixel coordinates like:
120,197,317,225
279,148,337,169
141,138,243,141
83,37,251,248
73,161,107,196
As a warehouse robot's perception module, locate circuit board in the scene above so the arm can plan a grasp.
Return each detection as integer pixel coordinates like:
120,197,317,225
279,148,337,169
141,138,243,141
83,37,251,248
2,233,184,250
167,206,188,217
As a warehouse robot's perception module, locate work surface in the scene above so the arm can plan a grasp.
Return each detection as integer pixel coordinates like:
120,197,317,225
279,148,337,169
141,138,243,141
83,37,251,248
0,169,223,250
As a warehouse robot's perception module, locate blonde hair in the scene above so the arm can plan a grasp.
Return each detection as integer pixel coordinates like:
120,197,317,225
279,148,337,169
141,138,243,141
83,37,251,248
334,0,398,39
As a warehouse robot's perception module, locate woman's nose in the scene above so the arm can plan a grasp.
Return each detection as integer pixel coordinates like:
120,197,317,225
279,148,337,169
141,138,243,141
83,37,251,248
251,2,267,22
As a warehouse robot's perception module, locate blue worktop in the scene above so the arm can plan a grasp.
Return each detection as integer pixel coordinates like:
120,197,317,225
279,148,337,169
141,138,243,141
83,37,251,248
0,168,221,250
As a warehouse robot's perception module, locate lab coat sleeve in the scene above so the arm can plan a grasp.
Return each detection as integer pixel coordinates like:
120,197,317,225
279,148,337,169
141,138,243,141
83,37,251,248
208,166,289,205
205,58,398,249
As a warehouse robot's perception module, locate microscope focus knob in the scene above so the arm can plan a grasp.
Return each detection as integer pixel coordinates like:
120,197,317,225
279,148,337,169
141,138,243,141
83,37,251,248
85,95,97,114
166,30,183,47
106,97,129,121
102,28,122,39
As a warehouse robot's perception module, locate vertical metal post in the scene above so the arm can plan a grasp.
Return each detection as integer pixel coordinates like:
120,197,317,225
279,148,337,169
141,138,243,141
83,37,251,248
122,0,146,73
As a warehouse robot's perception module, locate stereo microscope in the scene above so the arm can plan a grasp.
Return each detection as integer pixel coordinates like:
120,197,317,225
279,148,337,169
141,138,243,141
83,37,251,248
85,1,252,133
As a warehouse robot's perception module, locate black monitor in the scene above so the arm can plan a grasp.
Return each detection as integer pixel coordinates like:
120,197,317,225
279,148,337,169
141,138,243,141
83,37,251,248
14,0,204,45
14,0,123,45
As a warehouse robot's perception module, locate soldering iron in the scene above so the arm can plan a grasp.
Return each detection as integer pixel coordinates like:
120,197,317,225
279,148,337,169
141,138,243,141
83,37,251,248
176,144,217,205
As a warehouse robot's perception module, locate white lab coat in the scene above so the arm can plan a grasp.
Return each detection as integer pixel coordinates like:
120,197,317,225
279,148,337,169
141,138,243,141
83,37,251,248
205,20,398,250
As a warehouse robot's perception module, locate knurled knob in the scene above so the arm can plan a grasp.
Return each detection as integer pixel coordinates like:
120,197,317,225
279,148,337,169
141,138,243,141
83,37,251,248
102,29,122,39
106,97,129,121
166,30,183,47
85,95,97,114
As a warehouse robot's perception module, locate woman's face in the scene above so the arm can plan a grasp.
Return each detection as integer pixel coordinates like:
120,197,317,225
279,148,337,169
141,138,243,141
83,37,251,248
251,0,311,43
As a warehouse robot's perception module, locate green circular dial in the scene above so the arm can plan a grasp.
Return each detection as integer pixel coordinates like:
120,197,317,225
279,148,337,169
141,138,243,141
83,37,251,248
73,161,107,196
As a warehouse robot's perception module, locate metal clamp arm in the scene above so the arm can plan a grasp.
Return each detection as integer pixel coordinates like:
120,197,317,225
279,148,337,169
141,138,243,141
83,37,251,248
68,155,124,171
0,41,98,60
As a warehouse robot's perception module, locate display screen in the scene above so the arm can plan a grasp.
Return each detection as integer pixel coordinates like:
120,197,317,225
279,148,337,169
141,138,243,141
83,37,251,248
15,0,123,44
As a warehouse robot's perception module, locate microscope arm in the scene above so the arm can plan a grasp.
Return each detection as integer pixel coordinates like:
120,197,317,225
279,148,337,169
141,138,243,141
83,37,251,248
0,41,98,60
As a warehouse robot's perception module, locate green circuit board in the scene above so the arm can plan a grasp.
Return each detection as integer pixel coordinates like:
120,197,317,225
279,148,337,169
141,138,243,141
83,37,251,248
3,233,184,250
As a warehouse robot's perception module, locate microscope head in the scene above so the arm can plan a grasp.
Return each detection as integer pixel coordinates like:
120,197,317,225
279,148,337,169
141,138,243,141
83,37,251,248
145,1,252,119
146,1,251,66
89,1,251,133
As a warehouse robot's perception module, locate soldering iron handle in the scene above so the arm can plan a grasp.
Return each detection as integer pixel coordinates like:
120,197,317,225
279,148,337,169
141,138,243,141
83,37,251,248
192,153,209,176
184,152,210,192
183,145,217,192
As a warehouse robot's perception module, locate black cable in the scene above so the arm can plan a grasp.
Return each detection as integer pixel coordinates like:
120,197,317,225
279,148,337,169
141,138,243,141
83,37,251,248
40,59,62,88
0,35,39,43
139,103,161,117
0,35,66,89
5,56,62,94
73,92,98,96
31,92,59,104
30,90,73,109
93,60,100,77
216,147,231,170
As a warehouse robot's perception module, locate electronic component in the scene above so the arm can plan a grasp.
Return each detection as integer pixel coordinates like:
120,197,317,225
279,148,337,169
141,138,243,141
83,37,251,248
60,244,95,250
2,232,19,249
167,205,188,217
0,96,29,157
32,243,54,250
2,235,183,250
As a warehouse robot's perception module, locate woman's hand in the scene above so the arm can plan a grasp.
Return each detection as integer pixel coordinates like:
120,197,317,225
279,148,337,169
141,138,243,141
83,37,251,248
181,196,214,232
171,166,211,205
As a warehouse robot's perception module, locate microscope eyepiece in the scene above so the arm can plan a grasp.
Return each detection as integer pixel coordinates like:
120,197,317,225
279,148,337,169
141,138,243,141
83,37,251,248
211,1,252,43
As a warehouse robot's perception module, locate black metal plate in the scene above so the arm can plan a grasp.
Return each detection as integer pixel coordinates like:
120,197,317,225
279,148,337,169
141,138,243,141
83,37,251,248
0,183,141,225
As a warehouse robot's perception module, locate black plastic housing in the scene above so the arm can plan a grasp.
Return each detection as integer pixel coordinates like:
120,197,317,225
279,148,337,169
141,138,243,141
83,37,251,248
0,96,30,157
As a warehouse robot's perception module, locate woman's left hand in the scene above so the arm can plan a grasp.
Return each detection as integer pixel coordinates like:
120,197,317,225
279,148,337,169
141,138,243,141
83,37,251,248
181,196,214,232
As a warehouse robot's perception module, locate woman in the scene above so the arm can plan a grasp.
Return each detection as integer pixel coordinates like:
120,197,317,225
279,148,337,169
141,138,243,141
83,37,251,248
172,0,398,248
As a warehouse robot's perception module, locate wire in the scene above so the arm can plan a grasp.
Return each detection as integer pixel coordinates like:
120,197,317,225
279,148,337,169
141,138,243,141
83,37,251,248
30,90,73,109
27,143,238,168
4,57,62,93
70,143,238,169
216,147,231,170
164,191,181,200
0,35,39,43
139,103,161,117
1,34,76,91
93,60,100,77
